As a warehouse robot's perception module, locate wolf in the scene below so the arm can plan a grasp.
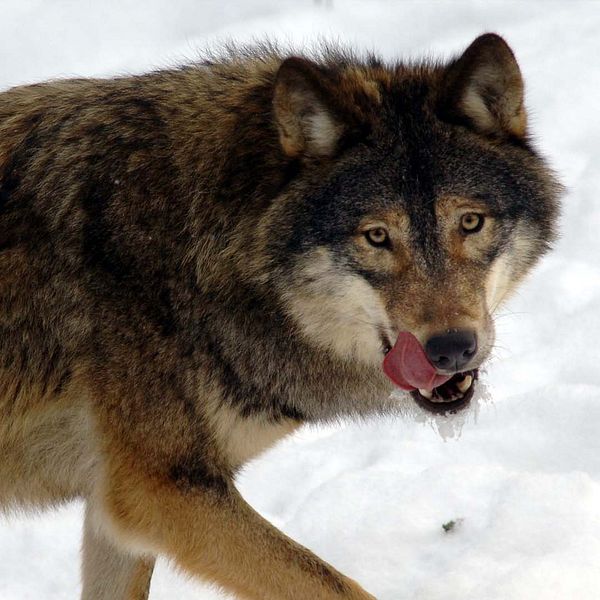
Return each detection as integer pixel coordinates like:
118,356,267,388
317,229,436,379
0,33,559,599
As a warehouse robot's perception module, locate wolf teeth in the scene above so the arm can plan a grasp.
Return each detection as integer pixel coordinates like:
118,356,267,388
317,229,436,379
456,375,473,393
419,388,433,399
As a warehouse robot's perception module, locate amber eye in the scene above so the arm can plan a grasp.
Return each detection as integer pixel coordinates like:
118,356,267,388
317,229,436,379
364,227,390,248
460,213,484,234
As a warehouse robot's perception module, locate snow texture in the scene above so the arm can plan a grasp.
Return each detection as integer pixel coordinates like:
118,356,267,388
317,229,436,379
1,1,600,599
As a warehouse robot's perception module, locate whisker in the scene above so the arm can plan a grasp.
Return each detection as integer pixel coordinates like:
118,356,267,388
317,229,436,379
493,311,530,319
323,309,388,332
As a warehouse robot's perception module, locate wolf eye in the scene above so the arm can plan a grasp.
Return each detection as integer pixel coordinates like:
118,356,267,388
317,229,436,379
460,213,484,234
364,227,390,248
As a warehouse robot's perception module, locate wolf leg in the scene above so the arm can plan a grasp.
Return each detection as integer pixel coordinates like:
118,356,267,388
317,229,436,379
82,505,155,600
100,451,375,600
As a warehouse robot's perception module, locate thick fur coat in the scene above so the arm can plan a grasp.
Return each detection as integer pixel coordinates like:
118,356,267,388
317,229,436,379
0,34,560,599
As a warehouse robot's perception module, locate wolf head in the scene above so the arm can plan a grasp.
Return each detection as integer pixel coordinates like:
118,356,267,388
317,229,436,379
252,34,560,412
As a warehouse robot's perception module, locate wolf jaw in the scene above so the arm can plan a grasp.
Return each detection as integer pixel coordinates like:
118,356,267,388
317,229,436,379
412,370,478,413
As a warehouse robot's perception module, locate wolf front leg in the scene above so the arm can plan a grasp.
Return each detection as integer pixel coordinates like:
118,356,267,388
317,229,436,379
98,449,376,600
82,504,155,600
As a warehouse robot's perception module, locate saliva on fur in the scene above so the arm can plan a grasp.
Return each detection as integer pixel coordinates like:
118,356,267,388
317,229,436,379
0,33,560,600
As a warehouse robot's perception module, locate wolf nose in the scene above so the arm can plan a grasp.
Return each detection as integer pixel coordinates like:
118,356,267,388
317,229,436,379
424,330,477,372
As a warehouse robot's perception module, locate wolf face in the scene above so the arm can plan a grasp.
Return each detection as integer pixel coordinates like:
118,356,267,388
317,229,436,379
259,34,560,411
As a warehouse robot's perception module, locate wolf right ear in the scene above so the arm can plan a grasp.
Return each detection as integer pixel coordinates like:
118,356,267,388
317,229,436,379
439,33,526,138
273,57,345,158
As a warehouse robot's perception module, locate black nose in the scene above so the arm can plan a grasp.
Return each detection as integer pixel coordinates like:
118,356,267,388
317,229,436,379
425,330,477,372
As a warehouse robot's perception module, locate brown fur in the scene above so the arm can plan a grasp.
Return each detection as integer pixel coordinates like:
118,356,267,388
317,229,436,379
0,34,559,598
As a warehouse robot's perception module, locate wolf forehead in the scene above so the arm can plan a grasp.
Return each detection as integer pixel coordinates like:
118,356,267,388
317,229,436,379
281,141,547,249
269,122,556,269
260,36,560,265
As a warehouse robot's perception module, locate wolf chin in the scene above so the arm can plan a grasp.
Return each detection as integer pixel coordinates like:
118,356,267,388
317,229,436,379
0,34,560,599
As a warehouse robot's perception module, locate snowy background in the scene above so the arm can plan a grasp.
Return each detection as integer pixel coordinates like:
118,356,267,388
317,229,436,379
1,1,600,599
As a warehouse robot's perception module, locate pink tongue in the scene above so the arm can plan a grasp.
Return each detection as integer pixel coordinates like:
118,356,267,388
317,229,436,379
383,332,452,391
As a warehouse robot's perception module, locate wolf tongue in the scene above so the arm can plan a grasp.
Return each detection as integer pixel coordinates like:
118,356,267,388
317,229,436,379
382,332,452,391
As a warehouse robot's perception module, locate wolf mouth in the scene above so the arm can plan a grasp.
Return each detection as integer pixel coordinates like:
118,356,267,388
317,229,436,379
410,369,478,414
381,331,478,414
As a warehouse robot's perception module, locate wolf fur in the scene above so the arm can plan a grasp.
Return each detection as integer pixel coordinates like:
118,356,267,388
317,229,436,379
0,34,560,599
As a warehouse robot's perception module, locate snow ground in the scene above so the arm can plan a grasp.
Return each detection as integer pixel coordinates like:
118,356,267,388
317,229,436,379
1,1,600,599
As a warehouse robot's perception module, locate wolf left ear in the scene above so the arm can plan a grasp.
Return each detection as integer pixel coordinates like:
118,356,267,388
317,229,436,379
440,33,526,138
273,57,345,158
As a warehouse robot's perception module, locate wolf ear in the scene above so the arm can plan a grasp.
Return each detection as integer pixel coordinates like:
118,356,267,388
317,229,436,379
440,33,526,138
273,57,345,158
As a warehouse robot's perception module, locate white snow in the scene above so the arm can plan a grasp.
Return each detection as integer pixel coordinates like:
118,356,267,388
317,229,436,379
1,1,600,599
